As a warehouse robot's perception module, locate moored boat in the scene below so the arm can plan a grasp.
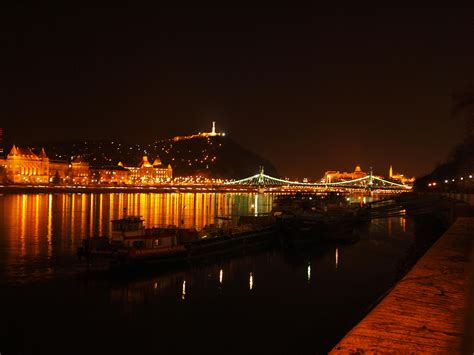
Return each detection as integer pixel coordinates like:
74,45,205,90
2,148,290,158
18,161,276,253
272,192,367,246
77,214,277,269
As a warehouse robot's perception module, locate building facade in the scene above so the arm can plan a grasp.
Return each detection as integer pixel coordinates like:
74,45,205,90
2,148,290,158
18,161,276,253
68,156,90,185
0,146,177,186
49,160,69,183
389,165,415,185
4,146,50,183
125,156,172,184
323,165,367,183
90,166,130,184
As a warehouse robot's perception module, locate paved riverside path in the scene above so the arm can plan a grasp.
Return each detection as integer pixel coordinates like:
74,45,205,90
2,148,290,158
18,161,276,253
330,217,474,354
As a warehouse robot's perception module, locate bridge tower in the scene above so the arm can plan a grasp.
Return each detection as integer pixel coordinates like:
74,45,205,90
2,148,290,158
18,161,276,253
367,167,374,191
257,166,265,186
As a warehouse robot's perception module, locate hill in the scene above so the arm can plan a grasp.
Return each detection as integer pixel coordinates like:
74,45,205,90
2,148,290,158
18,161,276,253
32,136,278,179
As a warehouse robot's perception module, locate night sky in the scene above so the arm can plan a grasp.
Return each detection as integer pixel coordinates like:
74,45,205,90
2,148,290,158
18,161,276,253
2,5,473,179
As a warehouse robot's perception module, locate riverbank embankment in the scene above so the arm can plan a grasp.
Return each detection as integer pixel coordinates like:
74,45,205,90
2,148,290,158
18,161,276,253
331,216,474,353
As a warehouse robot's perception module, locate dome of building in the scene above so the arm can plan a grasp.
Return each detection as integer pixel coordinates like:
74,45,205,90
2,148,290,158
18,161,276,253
355,165,362,172
152,157,162,166
140,156,153,168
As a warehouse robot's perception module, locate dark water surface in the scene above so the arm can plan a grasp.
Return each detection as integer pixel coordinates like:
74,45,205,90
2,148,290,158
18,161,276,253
0,193,444,354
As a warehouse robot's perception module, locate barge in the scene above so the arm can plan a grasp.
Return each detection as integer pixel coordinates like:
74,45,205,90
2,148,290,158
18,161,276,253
77,215,276,268
272,193,369,246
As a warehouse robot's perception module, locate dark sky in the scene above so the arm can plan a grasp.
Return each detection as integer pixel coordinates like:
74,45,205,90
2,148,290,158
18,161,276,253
1,5,473,179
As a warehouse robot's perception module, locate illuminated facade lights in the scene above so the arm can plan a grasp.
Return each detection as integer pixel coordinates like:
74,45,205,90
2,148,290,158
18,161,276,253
388,165,415,185
323,165,367,183
91,166,130,184
124,156,172,185
2,145,51,183
68,156,90,185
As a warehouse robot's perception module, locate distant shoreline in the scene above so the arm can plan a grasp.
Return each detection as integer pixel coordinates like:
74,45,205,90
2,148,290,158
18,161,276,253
0,185,245,195
0,185,397,195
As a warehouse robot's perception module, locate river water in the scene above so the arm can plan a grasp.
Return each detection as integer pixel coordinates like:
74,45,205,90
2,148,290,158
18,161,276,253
0,192,444,354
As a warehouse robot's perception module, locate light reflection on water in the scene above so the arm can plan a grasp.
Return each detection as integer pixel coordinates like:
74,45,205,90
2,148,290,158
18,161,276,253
0,192,273,282
0,192,410,285
181,280,186,300
102,212,414,313
0,199,434,355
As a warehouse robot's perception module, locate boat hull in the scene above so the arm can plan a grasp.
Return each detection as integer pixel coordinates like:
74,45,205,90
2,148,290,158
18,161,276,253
79,227,277,270
277,213,359,247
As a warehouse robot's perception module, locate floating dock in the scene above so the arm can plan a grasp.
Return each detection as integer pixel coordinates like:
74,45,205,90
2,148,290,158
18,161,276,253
330,217,474,354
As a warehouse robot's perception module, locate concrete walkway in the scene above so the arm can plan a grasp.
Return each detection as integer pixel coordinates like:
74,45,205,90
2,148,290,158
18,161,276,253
331,217,474,354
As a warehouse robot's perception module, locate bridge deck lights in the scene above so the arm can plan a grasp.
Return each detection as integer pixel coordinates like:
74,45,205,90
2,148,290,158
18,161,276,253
225,169,411,190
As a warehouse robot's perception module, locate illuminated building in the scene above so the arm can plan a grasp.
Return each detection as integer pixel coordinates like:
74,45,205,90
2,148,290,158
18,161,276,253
4,145,50,183
68,156,90,185
125,156,172,185
49,160,69,183
323,165,367,183
173,121,226,141
389,165,415,185
0,146,69,184
90,165,130,184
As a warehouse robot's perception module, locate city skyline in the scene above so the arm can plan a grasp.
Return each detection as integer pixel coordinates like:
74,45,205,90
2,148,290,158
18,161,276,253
0,141,411,190
2,5,473,178
1,5,473,354
0,123,413,181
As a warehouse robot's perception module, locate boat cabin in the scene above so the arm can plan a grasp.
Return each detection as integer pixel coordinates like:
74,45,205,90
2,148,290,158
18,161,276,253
111,216,178,249
111,216,144,239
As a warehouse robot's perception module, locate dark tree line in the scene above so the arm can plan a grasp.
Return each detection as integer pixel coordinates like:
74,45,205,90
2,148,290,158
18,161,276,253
415,83,474,191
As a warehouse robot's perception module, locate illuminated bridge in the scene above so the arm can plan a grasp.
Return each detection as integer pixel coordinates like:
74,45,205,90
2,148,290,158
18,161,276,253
225,167,412,191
